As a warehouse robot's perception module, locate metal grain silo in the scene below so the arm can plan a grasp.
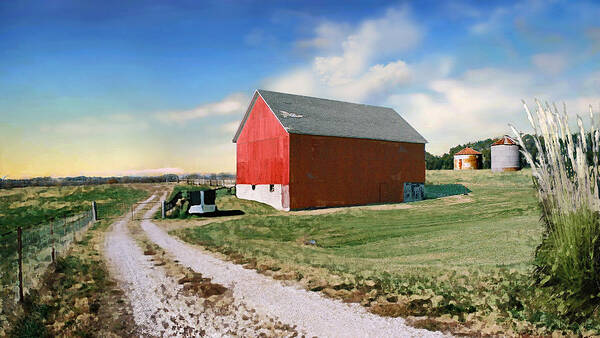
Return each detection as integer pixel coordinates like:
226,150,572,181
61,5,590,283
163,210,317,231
454,147,482,170
491,136,521,172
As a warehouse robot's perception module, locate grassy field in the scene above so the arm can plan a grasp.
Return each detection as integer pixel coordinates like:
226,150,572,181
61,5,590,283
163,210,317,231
0,184,149,233
173,170,600,335
178,170,539,272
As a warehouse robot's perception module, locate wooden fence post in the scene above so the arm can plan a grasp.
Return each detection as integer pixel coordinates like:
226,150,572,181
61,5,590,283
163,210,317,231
50,221,55,263
161,201,166,219
17,226,24,303
92,201,98,221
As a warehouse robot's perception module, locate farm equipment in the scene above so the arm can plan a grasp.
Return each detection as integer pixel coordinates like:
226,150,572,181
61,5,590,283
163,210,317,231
187,190,217,214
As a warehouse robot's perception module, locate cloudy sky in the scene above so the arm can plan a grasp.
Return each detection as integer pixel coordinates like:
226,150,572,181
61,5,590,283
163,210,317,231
1,0,599,178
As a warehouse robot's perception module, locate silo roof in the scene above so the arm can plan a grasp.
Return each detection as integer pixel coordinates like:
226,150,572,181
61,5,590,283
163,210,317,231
455,147,482,155
492,136,517,145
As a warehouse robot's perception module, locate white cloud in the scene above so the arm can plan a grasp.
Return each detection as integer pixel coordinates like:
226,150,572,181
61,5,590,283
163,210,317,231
261,3,598,156
221,121,241,133
387,68,536,153
295,22,350,51
327,61,411,101
265,69,317,97
264,6,421,102
531,53,568,74
155,93,249,123
40,114,148,135
469,0,547,36
469,7,508,35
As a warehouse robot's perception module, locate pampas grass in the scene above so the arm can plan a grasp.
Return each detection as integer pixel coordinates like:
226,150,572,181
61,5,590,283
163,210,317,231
511,100,600,317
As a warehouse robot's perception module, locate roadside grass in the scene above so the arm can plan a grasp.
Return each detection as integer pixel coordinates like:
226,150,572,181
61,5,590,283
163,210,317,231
1,185,150,336
173,169,600,335
7,216,139,337
0,184,148,233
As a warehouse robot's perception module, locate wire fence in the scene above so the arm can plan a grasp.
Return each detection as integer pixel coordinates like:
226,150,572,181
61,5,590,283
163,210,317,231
96,202,128,220
185,178,235,187
0,209,95,315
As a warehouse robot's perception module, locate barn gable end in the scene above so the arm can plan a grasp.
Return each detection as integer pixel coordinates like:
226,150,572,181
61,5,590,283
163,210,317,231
234,93,290,210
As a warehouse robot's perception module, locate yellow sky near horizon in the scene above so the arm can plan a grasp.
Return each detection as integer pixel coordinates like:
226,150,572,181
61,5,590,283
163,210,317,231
0,123,237,179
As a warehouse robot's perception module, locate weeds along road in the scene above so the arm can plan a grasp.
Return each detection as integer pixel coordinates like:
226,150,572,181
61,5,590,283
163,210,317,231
139,212,447,337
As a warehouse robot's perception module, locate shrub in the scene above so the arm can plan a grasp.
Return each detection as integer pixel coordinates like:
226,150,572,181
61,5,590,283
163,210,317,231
511,100,600,319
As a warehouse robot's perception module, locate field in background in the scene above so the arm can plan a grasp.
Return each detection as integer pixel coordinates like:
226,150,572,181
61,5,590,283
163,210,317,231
0,185,149,233
171,169,592,335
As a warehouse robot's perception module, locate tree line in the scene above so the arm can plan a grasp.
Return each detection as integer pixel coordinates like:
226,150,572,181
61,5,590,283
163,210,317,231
0,173,236,189
425,135,538,170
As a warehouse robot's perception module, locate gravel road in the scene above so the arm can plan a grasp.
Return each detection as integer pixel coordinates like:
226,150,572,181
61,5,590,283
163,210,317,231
140,215,448,337
104,194,298,336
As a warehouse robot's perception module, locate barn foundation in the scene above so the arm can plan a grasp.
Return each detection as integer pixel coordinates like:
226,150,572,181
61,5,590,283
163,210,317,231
236,184,290,211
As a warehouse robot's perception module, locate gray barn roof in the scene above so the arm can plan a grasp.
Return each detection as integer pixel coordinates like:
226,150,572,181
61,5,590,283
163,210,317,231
232,89,427,144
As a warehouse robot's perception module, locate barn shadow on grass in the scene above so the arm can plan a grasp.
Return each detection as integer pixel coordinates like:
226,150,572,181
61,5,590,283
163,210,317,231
191,209,245,218
424,184,471,200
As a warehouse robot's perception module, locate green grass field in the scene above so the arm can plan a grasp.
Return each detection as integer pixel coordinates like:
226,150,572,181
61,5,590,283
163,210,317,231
178,170,540,271
173,170,600,334
0,184,149,233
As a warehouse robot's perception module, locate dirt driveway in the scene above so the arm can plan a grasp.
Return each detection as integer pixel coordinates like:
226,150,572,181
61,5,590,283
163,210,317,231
104,192,446,337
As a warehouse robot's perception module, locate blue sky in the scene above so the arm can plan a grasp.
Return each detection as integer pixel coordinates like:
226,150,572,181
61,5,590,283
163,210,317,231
1,0,599,177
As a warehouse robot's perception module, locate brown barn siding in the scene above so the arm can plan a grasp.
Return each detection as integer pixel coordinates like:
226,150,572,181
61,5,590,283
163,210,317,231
288,134,425,209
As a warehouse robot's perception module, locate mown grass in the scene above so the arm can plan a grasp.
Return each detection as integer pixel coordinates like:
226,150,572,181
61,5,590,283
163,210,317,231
0,185,148,233
174,169,600,335
178,170,539,270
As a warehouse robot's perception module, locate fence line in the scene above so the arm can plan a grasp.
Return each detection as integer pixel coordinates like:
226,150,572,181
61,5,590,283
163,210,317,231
186,178,235,187
0,206,96,313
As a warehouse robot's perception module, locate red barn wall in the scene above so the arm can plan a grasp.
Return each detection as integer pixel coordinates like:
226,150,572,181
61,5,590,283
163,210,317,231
288,134,425,209
236,96,289,184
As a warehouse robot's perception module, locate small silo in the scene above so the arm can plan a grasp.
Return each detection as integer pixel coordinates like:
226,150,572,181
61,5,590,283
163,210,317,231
491,135,521,172
454,147,482,170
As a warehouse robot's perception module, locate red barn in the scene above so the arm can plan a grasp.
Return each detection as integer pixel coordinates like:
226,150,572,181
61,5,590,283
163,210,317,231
232,89,427,210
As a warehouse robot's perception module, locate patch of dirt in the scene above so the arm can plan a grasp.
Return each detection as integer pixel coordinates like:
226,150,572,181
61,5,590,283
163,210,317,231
179,272,228,298
290,202,413,215
441,194,473,205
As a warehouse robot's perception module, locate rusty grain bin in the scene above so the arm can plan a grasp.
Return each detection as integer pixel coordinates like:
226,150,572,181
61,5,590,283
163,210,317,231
491,135,521,172
453,147,482,170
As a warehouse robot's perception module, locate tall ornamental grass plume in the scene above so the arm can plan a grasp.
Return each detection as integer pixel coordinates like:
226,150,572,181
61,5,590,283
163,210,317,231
510,100,600,318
